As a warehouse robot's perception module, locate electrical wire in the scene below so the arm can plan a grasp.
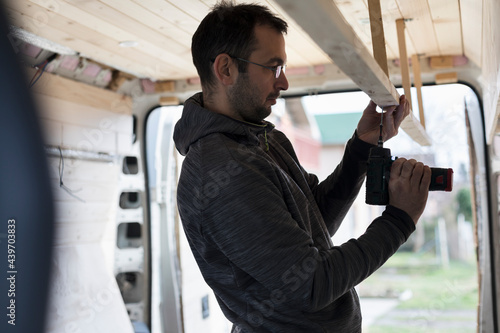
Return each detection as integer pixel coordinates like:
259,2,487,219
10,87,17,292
29,60,49,88
58,147,86,203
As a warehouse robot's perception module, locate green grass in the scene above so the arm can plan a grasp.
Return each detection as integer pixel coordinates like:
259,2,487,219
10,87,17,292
359,252,478,309
359,251,478,333
366,326,476,333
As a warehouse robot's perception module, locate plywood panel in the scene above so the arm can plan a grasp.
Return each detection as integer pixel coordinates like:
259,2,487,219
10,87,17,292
35,94,132,134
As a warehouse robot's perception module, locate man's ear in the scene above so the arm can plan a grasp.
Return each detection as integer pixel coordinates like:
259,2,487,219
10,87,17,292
213,54,237,86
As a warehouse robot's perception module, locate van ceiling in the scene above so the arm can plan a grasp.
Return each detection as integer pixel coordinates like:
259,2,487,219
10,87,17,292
3,0,479,81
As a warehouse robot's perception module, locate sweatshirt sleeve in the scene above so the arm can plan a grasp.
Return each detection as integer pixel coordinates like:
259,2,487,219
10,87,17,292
309,131,375,236
178,139,415,314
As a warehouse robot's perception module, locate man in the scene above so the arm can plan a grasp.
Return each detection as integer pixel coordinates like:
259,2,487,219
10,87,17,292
173,2,431,332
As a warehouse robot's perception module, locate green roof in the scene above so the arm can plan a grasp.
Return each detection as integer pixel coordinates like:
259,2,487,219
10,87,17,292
314,112,362,144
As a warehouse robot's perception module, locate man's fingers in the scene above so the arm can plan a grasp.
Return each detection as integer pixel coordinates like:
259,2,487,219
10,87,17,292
390,158,406,178
420,165,432,191
400,159,417,179
394,96,410,126
410,162,425,188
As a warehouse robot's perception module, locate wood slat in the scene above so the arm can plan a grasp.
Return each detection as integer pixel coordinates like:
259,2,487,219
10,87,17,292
368,0,389,75
274,0,431,145
396,19,412,106
411,54,425,128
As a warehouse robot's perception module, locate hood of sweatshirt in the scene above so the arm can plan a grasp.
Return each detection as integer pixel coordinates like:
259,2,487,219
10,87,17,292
173,92,275,156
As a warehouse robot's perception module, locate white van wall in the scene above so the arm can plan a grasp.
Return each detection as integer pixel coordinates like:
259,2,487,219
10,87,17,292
30,69,135,333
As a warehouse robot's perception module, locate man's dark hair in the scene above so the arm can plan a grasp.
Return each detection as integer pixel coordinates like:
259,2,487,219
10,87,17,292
191,1,288,91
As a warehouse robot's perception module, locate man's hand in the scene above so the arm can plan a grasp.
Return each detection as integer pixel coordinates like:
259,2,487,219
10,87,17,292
388,158,431,224
357,95,410,145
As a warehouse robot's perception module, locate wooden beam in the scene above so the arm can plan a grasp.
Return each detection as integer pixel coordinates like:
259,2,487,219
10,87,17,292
274,0,431,145
411,54,425,128
396,19,412,106
429,55,454,69
26,67,132,114
435,72,458,84
155,80,176,93
159,96,180,106
367,0,389,76
274,0,398,107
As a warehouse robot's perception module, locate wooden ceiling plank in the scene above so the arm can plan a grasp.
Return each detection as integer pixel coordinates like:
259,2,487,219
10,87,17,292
62,0,190,52
6,2,189,79
11,1,183,72
427,0,463,55
459,0,482,67
274,0,431,145
166,0,211,21
132,0,201,35
98,0,192,46
395,0,440,56
26,0,194,74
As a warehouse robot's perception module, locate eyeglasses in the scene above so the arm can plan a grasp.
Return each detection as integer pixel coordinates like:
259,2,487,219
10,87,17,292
231,56,286,79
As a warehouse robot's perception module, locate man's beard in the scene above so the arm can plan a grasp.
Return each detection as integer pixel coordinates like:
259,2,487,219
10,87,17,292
227,73,275,124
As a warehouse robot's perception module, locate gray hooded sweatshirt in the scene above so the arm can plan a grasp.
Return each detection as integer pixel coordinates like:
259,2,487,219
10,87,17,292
173,93,415,333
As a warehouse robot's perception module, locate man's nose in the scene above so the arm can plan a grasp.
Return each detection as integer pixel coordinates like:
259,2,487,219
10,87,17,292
276,71,289,91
